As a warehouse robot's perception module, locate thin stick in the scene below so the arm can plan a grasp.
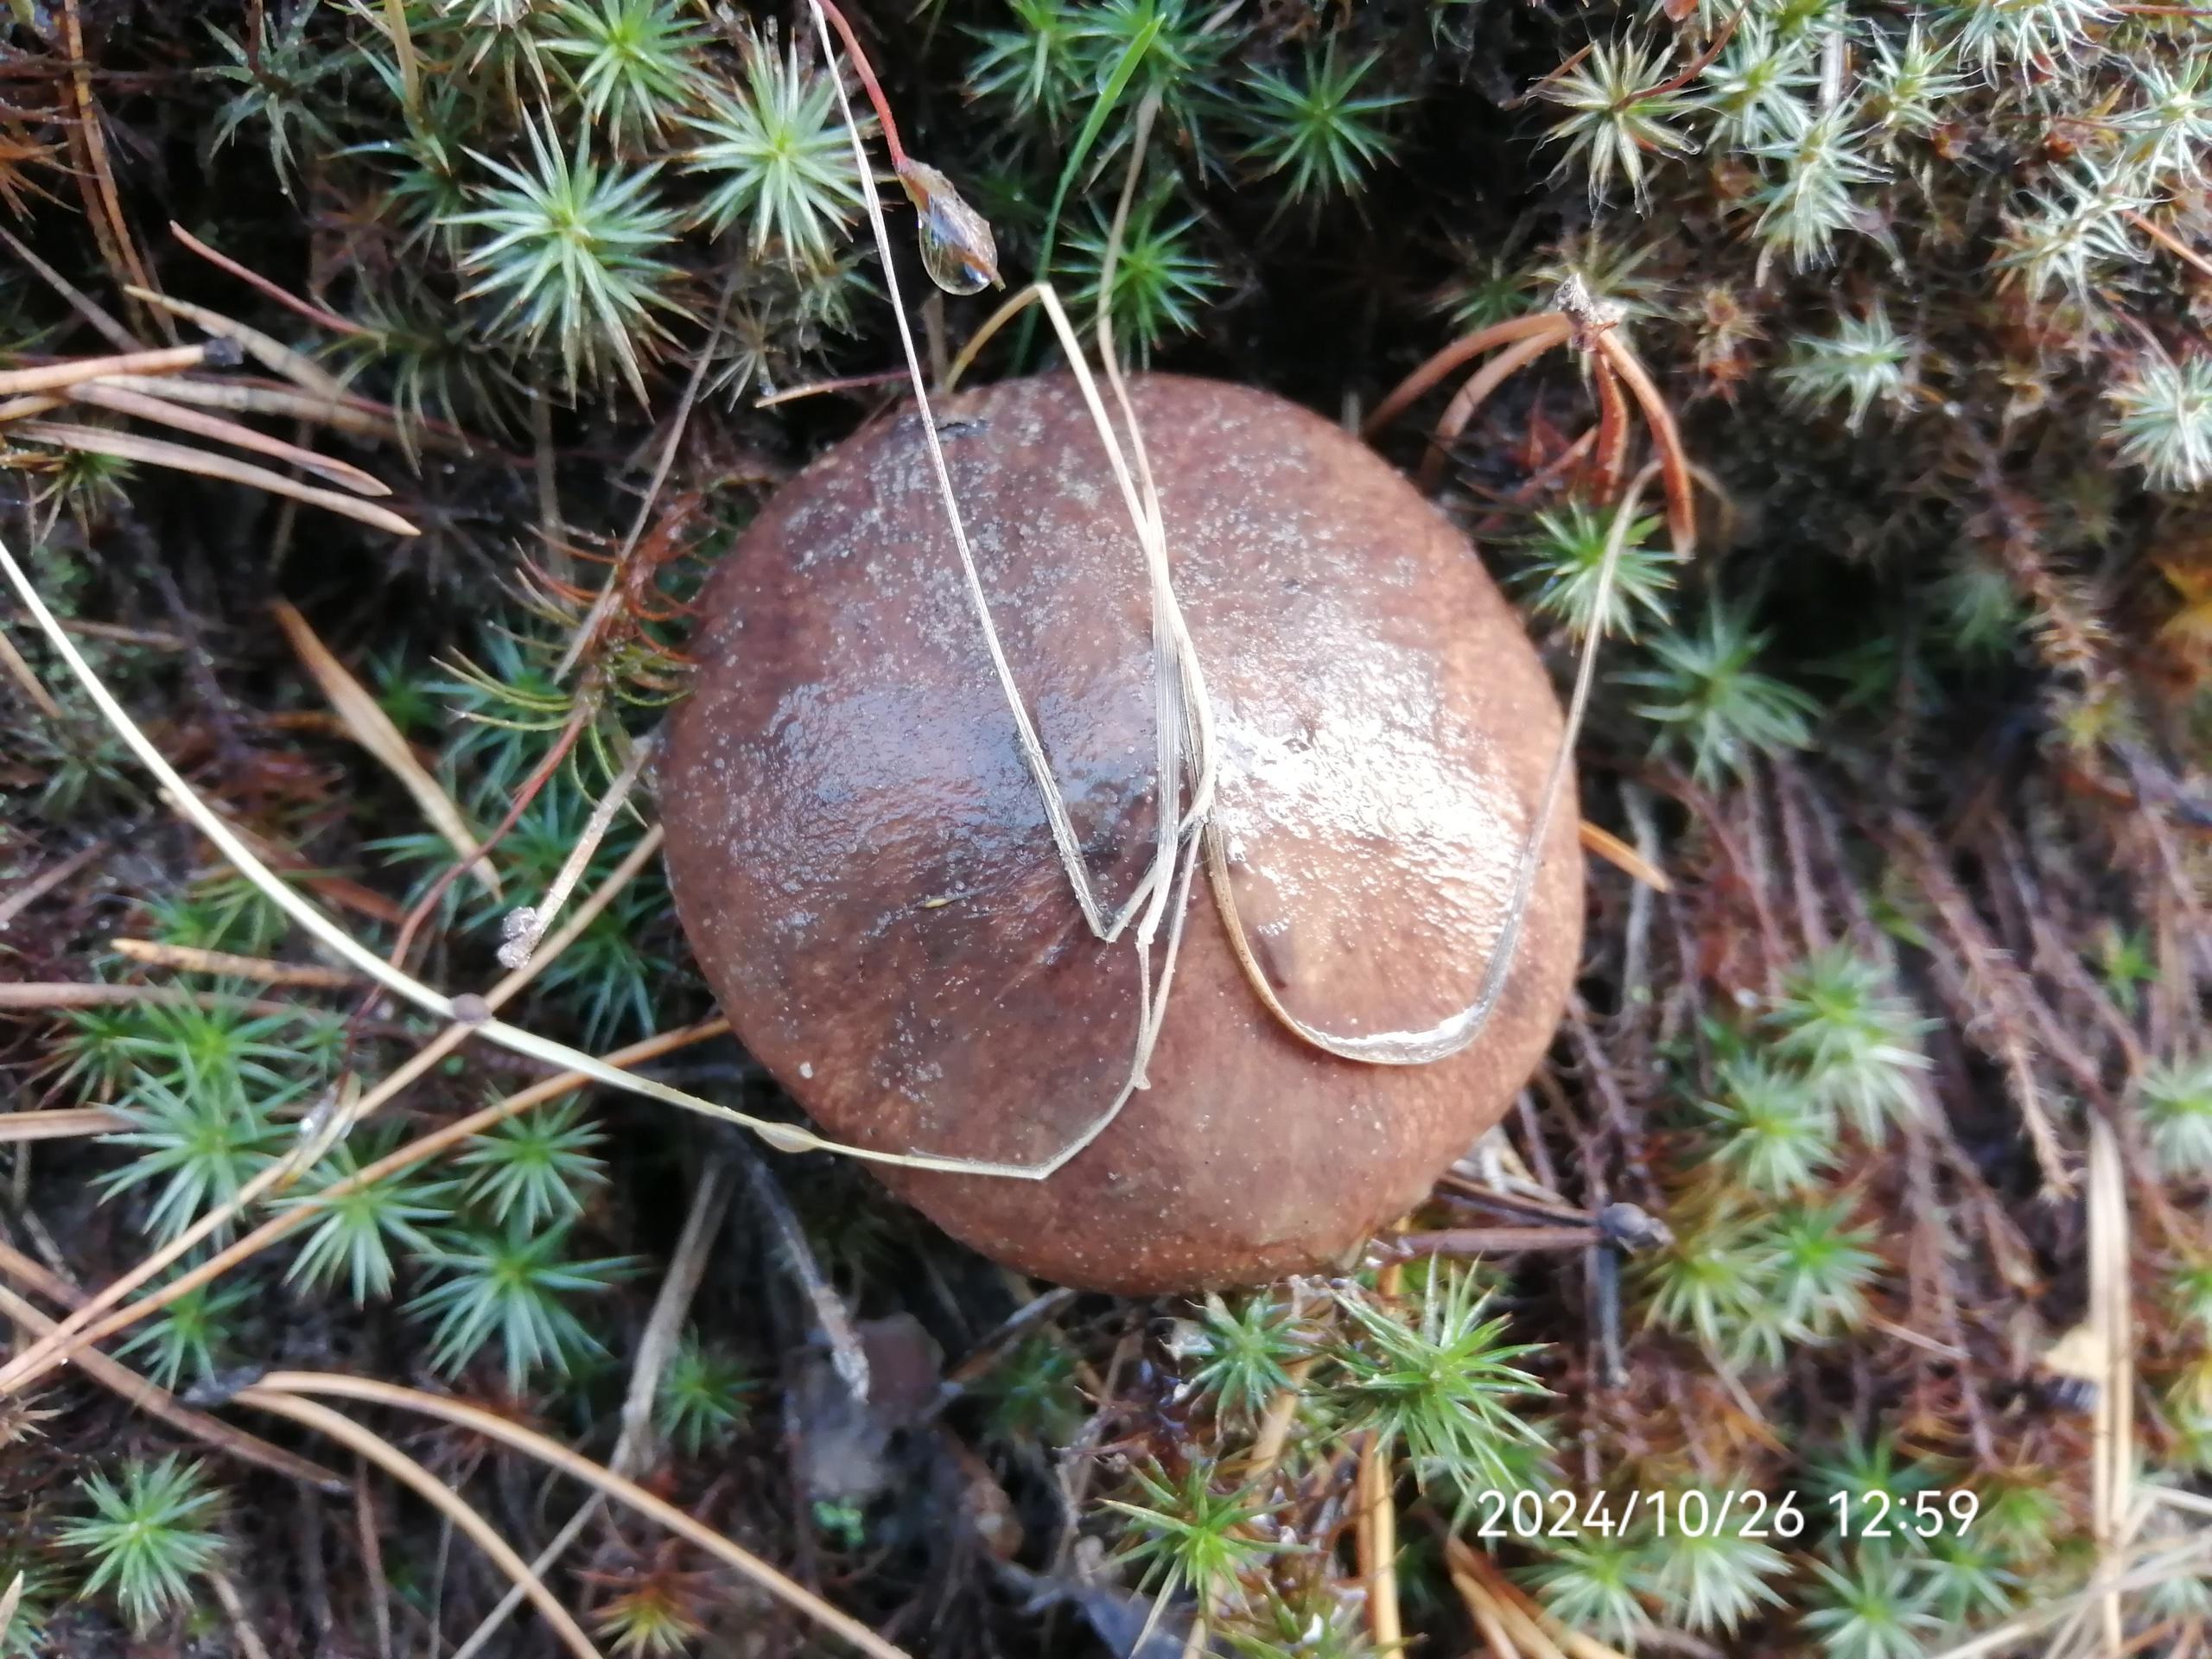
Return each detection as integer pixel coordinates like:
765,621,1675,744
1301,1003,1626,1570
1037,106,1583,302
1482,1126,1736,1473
238,1372,915,1659
0,839,108,930
234,1389,605,1659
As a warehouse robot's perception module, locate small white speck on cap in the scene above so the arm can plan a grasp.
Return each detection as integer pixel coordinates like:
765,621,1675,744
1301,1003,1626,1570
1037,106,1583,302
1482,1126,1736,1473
799,1061,815,1079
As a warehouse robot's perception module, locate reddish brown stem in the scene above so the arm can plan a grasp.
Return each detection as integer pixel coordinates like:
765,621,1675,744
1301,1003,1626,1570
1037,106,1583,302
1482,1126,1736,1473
169,221,365,337
1362,312,1569,442
1415,324,1571,492
811,0,906,166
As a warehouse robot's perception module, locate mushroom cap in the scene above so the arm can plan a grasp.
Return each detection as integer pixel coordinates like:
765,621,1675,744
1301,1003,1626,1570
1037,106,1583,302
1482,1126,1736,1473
661,372,1582,1294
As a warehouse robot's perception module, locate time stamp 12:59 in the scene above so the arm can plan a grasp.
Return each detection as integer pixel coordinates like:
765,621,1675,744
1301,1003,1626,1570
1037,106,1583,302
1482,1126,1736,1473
1467,1487,1982,1541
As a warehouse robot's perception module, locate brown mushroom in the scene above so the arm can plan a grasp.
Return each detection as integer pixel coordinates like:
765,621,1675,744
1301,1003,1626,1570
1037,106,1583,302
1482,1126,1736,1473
660,372,1582,1295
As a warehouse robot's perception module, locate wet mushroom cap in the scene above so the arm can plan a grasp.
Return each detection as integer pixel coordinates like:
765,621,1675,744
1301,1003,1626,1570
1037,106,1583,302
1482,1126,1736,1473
661,372,1583,1295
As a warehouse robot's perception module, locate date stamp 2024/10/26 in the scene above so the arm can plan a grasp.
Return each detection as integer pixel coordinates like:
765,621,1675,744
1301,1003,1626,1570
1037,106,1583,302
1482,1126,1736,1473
1466,1486,1983,1542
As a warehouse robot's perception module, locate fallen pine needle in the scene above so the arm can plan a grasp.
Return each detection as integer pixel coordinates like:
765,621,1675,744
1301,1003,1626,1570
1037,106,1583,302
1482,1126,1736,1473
0,620,60,721
124,286,350,401
65,380,391,495
271,600,498,895
1578,818,1671,893
13,423,419,537
0,1277,345,1491
109,938,360,988
238,1371,915,1659
234,1388,605,1659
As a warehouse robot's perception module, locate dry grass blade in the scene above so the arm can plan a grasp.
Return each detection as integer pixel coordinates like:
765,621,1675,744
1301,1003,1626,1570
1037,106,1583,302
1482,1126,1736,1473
0,1573,19,1649
1204,467,1650,1065
0,1277,345,1491
204,1568,275,1659
13,423,419,537
59,0,168,342
0,344,217,397
234,1389,605,1659
271,600,497,895
108,938,359,987
238,1372,916,1659
122,287,350,401
0,1108,130,1142
65,381,391,495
